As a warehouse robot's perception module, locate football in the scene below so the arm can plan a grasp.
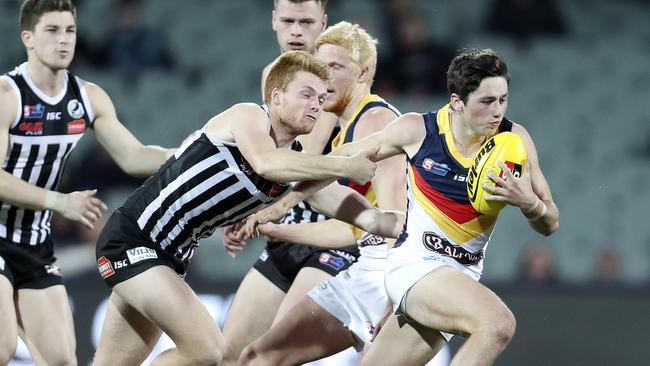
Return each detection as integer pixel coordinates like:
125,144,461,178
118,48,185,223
466,132,527,216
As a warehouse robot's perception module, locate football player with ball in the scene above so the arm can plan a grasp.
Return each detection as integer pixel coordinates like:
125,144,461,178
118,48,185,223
244,48,559,365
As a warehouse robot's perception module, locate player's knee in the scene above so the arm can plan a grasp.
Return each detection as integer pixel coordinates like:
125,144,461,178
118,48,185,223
488,307,517,347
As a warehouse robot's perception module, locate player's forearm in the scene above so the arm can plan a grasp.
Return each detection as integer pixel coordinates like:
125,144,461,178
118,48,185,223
256,150,348,183
354,209,405,239
120,145,174,177
262,219,357,248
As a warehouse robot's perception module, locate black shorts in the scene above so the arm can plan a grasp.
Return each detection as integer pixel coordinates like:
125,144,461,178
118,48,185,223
95,208,184,288
0,236,64,289
253,242,360,293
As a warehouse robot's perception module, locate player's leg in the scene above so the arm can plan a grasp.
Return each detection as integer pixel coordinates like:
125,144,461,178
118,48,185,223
273,267,333,324
401,266,516,366
0,275,17,365
15,282,76,366
221,267,285,366
97,265,225,366
360,313,447,366
240,296,358,366
93,291,162,365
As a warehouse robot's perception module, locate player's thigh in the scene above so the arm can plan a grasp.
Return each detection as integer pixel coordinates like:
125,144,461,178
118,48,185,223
112,265,224,352
94,291,162,366
403,266,513,336
15,285,75,362
361,314,446,366
246,296,357,365
0,276,17,361
222,268,285,356
273,266,331,324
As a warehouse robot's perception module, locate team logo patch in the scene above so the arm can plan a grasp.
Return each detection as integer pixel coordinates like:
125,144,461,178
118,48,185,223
97,256,115,279
67,99,85,119
0,255,5,271
23,103,44,119
319,253,345,270
499,161,523,180
422,158,450,176
126,246,158,264
67,119,86,134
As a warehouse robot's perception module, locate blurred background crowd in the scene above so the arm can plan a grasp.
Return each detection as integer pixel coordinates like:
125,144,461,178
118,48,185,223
1,0,649,364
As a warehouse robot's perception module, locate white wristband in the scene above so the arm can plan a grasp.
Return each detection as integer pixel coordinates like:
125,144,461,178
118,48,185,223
44,191,67,213
523,196,540,214
528,201,548,222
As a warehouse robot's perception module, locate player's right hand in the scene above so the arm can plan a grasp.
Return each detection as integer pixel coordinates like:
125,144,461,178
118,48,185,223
63,190,108,230
221,222,247,258
238,204,285,241
346,146,379,184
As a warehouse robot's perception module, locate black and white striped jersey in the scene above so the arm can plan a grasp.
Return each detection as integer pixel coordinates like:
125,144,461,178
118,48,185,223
120,129,294,262
0,63,94,245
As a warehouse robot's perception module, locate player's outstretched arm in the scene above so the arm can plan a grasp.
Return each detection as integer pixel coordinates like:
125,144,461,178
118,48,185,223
258,219,357,248
86,82,175,177
229,103,377,184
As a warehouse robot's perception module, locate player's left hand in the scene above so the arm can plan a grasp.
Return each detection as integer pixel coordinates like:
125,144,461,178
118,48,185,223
482,160,537,209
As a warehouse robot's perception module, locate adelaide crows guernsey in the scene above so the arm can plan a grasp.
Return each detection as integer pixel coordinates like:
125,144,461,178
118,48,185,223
0,63,94,245
396,104,513,271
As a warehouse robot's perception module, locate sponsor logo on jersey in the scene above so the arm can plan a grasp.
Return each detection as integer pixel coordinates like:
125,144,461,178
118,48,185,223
23,103,44,119
126,246,158,264
422,158,450,176
18,121,43,135
45,264,62,276
422,232,484,266
67,99,85,119
67,119,86,134
97,256,115,279
266,183,285,198
113,259,129,269
319,252,345,270
46,111,62,120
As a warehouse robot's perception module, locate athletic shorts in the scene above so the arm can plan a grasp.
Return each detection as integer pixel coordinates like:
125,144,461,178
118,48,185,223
253,242,359,293
307,262,388,351
0,236,63,289
384,233,483,342
95,209,183,288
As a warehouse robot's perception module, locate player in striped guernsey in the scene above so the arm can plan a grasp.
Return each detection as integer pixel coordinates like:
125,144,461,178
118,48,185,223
92,51,402,366
0,1,175,365
238,21,408,365
274,49,559,366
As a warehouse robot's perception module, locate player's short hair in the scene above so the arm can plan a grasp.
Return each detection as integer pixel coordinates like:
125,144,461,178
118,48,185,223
314,21,378,85
20,0,76,31
447,48,510,103
274,0,327,11
264,51,332,103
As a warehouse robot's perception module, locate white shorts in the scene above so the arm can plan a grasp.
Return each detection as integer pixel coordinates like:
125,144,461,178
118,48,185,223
384,237,483,341
307,263,388,351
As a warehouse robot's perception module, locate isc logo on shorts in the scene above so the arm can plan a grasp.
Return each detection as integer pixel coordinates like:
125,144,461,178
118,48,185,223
126,246,158,264
97,256,115,279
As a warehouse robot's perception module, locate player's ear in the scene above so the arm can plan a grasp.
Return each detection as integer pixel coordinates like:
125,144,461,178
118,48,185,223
358,66,370,84
321,14,328,31
21,30,34,50
450,93,464,112
271,87,281,106
272,10,279,31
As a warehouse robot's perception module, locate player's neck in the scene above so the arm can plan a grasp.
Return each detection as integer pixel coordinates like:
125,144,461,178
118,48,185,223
340,85,371,122
25,59,67,97
449,110,485,157
268,112,294,149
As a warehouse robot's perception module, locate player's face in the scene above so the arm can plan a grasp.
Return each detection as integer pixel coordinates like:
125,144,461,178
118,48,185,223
279,71,328,135
272,0,326,53
315,44,360,116
462,76,509,136
22,11,77,70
